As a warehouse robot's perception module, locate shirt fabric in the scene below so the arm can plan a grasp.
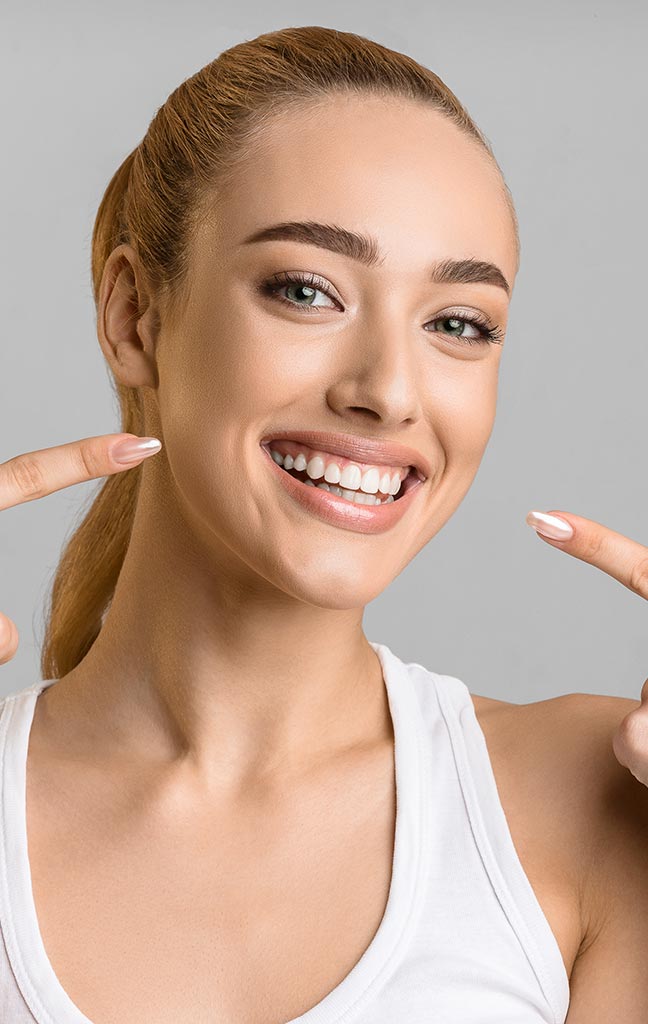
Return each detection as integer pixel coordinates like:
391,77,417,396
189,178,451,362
0,640,571,1023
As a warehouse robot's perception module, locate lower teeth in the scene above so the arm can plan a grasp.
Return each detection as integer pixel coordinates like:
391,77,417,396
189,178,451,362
282,466,397,505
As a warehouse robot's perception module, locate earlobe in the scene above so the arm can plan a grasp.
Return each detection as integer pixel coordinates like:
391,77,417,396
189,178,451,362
96,243,159,389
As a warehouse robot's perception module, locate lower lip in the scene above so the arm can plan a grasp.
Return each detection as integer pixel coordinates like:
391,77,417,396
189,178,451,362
260,444,426,535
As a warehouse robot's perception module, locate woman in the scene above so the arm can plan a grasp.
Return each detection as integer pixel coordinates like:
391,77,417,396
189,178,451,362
1,24,647,1024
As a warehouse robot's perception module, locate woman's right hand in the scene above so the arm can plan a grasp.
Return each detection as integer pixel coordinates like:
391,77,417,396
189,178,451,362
0,433,162,665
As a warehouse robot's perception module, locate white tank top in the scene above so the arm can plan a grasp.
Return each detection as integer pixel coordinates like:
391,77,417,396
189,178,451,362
0,640,570,1023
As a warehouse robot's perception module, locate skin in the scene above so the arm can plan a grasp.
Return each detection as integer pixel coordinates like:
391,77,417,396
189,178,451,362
5,92,648,1020
33,93,518,786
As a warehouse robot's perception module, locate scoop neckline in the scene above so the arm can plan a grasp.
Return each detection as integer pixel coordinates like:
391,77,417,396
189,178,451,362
0,640,429,1024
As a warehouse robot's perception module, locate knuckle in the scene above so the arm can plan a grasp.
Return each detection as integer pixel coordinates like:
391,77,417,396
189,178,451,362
629,555,648,598
579,530,607,563
73,441,104,480
6,454,46,499
614,709,648,762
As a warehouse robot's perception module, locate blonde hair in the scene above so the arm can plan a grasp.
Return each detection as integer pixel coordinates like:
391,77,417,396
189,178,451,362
39,25,519,681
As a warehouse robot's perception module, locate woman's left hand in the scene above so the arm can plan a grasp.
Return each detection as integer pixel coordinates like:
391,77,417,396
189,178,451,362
526,508,648,787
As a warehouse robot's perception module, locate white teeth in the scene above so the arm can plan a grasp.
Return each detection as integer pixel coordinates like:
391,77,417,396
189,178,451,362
268,446,406,503
339,463,362,490
360,467,380,494
324,462,341,485
306,456,326,481
316,482,388,505
303,477,388,504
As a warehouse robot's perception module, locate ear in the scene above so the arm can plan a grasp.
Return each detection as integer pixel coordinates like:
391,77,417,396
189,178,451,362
97,243,160,389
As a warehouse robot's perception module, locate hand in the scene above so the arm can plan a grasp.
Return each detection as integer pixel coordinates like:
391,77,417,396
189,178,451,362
526,508,648,787
0,433,162,666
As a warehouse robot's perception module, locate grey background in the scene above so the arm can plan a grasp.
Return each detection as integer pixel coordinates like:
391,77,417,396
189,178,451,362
2,0,647,702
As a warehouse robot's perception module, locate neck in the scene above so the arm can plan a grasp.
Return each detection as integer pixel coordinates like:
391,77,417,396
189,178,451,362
41,491,392,793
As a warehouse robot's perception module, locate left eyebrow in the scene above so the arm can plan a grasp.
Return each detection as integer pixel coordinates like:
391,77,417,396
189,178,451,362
240,220,511,297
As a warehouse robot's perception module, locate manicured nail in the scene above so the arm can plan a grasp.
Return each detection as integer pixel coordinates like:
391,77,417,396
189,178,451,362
526,510,574,540
112,436,162,464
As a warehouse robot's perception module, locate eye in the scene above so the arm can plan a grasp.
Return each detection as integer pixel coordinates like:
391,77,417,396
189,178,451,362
426,313,504,347
260,271,339,313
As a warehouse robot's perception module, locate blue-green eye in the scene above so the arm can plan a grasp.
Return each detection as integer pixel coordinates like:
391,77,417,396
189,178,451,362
261,271,504,346
426,315,503,346
262,271,337,312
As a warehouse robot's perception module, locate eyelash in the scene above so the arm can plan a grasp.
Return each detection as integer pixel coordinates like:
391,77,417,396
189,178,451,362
260,271,505,347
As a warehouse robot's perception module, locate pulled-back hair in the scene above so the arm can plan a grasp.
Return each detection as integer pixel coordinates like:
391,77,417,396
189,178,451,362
39,25,519,681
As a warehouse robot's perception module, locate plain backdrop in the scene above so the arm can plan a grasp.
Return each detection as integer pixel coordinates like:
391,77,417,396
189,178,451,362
1,0,647,702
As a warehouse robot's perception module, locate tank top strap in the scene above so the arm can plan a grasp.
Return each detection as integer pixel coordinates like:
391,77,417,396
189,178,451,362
431,672,571,1024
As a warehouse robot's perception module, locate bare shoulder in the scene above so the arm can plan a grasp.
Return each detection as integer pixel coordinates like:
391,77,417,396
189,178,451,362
473,688,648,1020
472,686,647,860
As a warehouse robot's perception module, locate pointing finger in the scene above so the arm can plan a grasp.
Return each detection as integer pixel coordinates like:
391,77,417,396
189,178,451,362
0,434,162,512
526,509,648,599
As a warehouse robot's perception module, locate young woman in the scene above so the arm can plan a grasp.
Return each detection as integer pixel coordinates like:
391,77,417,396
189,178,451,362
1,24,647,1024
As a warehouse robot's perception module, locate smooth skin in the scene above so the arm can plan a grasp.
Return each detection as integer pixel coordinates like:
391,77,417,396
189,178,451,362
4,93,648,1021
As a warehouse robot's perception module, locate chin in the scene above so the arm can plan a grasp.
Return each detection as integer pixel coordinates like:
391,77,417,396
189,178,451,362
284,567,393,612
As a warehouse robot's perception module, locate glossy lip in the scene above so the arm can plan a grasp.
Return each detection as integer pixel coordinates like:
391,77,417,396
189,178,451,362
260,444,426,535
259,430,430,481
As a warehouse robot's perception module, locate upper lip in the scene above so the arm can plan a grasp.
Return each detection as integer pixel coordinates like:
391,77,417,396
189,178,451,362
260,430,430,481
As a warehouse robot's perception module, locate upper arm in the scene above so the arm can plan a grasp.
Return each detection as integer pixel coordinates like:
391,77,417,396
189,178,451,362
563,693,648,1021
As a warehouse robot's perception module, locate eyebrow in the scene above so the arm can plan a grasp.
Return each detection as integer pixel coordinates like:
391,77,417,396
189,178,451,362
241,220,511,297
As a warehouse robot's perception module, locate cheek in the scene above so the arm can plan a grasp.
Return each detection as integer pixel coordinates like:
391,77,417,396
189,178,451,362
160,311,295,438
153,314,303,528
199,302,312,415
435,363,498,448
409,370,499,553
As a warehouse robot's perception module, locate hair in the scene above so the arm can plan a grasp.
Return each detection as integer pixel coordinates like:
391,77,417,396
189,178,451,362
39,24,520,681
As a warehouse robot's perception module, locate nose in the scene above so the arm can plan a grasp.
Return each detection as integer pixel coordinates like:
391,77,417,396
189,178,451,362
325,311,424,427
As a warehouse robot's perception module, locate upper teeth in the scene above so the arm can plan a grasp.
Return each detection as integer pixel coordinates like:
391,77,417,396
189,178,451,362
268,444,407,496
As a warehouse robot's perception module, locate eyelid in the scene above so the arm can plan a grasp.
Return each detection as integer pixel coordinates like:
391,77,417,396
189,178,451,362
435,305,495,324
265,270,342,306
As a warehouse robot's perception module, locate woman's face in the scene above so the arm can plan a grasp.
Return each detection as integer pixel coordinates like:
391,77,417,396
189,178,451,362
147,93,518,609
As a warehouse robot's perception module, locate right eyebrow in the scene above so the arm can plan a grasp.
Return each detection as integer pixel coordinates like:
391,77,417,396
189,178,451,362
240,220,511,297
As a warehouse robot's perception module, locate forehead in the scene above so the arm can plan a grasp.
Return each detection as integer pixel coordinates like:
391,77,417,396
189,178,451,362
204,93,517,287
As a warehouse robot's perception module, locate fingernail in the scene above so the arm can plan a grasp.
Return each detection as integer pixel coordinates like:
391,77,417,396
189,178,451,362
526,510,574,540
112,436,162,464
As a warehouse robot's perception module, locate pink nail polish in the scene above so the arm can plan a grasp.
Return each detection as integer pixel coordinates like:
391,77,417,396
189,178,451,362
112,437,162,464
526,511,574,540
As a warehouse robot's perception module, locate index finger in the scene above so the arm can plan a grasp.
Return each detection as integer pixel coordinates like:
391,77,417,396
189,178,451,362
0,434,162,512
527,509,648,600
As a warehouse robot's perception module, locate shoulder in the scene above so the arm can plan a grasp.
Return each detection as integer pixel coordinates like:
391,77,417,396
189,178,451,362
476,689,648,1018
474,688,648,861
473,686,642,791
500,688,648,832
